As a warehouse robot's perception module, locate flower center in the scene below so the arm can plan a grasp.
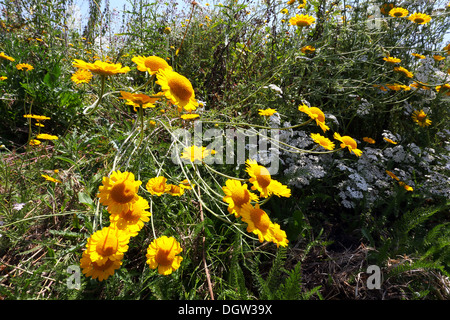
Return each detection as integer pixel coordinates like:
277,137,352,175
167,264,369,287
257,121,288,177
414,17,424,24
250,208,271,233
255,166,272,188
144,58,168,72
296,20,310,27
155,248,175,266
417,113,427,121
232,187,250,207
168,74,194,102
110,180,136,204
92,258,114,271
394,12,403,17
96,232,118,257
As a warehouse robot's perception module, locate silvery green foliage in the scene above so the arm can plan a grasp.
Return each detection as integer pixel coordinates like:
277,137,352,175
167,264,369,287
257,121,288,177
277,125,449,209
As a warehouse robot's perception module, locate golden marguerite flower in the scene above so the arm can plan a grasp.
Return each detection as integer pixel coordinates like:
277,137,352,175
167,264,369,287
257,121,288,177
383,137,397,144
389,7,408,18
399,181,413,192
180,145,212,163
80,250,122,281
386,170,400,181
222,179,259,218
97,170,142,215
29,139,41,146
310,133,335,150
394,66,414,78
383,56,401,64
408,12,431,25
258,108,277,117
298,104,330,132
0,52,15,62
333,132,363,157
245,159,291,198
411,53,426,59
436,84,450,96
119,91,161,111
85,226,130,266
41,174,62,183
240,203,275,243
363,137,376,144
301,45,316,54
146,176,170,196
71,69,93,84
180,113,200,120
272,223,289,248
411,109,432,127
289,14,315,27
166,184,185,196
23,114,50,121
73,59,130,76
156,69,198,111
36,133,58,140
146,236,183,275
16,63,34,71
132,55,172,75
109,196,151,237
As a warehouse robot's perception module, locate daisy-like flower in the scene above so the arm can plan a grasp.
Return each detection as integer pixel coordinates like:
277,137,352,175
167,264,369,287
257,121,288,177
166,184,185,196
245,159,291,198
436,84,450,96
408,12,432,25
156,69,198,111
29,139,41,146
85,226,130,266
0,52,15,62
97,171,142,215
109,196,151,237
16,63,34,71
385,83,411,91
258,108,277,117
222,179,259,218
363,137,376,144
119,91,160,111
180,113,200,120
301,45,316,54
41,174,62,183
73,59,130,76
181,145,212,163
411,109,432,127
399,181,413,192
271,223,289,248
0,76,6,81
411,53,426,59
386,170,400,181
36,133,58,140
383,137,397,144
240,203,275,243
23,114,51,121
80,250,122,281
289,14,315,27
433,55,445,61
333,132,362,157
146,176,170,196
443,43,450,55
71,69,93,84
298,104,330,132
179,179,195,190
146,236,183,275
132,55,172,75
310,133,335,150
394,66,414,78
389,7,408,18
383,56,401,64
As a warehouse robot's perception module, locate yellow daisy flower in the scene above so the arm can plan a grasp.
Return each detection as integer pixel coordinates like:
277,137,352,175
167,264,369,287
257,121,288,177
29,139,41,146
71,69,93,84
399,181,413,192
80,250,122,281
73,59,130,76
0,52,15,62
389,7,408,18
258,108,277,117
180,113,200,120
383,137,397,144
408,12,432,25
146,176,170,196
310,133,335,150
222,179,259,218
271,223,289,248
180,145,212,163
85,226,130,266
240,203,275,243
119,91,160,111
386,170,400,181
383,56,401,64
394,66,414,78
411,53,426,59
301,45,316,54
298,104,330,132
0,76,6,81
41,174,62,183
23,114,50,121
16,63,34,71
156,69,198,111
166,184,185,196
97,170,142,215
436,84,450,96
146,236,183,275
289,14,315,27
333,132,363,157
411,110,432,127
245,159,291,198
363,137,376,144
132,55,172,75
109,196,151,237
36,133,58,140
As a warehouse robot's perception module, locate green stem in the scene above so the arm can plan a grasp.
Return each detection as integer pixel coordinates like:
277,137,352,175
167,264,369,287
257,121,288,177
83,75,106,115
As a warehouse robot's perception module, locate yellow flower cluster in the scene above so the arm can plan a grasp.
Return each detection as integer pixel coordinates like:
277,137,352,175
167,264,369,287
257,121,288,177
81,170,191,281
222,160,290,247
